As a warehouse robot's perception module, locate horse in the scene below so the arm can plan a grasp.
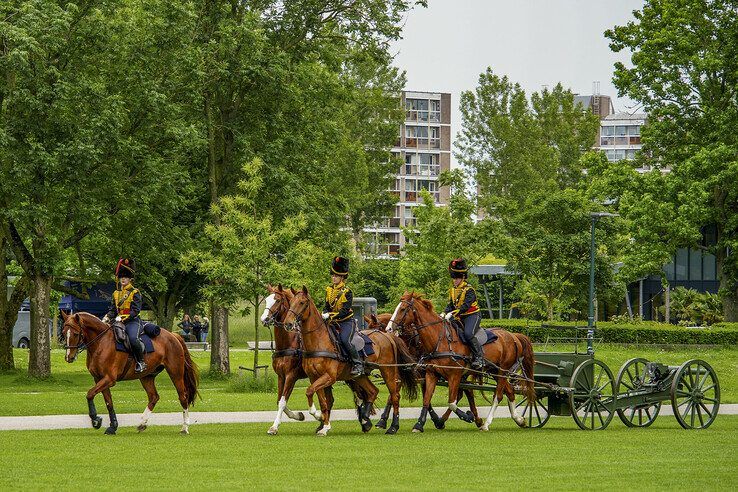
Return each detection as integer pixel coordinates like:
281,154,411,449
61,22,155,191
365,312,484,429
283,286,418,436
60,311,200,435
260,285,311,435
387,292,536,432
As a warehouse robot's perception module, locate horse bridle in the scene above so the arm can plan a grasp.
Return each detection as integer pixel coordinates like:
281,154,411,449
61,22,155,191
63,318,111,354
285,292,332,335
263,294,289,328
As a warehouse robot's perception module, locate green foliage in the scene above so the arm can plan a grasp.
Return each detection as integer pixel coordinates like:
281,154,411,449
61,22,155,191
226,371,277,394
353,258,400,310
658,287,724,326
604,0,738,320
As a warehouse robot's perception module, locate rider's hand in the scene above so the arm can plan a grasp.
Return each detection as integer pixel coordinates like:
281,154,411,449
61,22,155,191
321,313,330,320
115,316,122,322
101,315,110,324
443,312,454,321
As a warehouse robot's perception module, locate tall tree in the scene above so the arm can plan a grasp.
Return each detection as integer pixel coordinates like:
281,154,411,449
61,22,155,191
605,0,738,320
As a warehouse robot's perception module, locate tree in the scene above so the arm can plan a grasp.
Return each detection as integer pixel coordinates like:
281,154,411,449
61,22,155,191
456,70,618,321
605,0,738,320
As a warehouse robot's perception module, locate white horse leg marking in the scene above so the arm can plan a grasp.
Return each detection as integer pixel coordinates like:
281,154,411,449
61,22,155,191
139,407,152,429
316,423,331,437
65,330,71,360
481,398,500,431
181,409,190,435
508,400,525,426
387,302,403,333
268,397,287,434
309,403,322,421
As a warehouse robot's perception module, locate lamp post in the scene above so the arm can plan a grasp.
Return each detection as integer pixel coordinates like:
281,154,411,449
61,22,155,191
587,212,618,355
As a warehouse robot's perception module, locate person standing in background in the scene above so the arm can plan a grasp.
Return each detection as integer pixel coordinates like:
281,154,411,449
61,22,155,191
192,315,203,343
200,316,209,343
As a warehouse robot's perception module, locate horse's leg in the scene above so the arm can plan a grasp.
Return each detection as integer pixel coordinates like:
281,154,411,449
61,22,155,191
86,376,114,430
505,379,526,427
166,365,191,435
137,376,160,432
268,369,287,435
281,371,306,421
446,371,474,424
305,375,322,422
481,376,506,431
384,368,401,435
101,388,118,435
413,372,437,433
305,372,335,436
354,376,379,433
465,388,484,428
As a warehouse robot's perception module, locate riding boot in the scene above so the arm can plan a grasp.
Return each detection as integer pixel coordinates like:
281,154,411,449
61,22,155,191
132,339,148,373
346,342,364,376
468,336,486,370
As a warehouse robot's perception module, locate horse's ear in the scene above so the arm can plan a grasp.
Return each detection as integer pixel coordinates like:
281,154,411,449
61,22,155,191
277,283,283,292
302,285,309,295
74,313,80,324
60,310,68,321
290,287,297,295
266,283,273,293
371,314,379,323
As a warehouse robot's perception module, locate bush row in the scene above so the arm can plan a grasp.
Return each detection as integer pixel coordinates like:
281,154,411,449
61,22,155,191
480,319,738,345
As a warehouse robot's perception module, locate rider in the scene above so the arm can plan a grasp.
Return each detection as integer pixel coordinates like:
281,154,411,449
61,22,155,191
442,258,485,370
103,258,147,373
322,256,364,376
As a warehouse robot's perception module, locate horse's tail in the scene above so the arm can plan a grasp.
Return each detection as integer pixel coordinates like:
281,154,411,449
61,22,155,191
174,333,200,407
516,333,536,403
393,336,419,401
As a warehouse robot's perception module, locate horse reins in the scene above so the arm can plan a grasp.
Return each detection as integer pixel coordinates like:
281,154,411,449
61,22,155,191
64,319,112,354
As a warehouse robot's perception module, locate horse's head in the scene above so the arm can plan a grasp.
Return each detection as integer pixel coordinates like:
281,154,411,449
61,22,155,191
283,285,312,331
387,291,436,337
261,284,294,327
364,313,390,331
61,311,85,363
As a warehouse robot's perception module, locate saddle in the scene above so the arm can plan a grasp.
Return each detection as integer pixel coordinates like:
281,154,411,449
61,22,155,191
329,320,375,358
113,321,161,354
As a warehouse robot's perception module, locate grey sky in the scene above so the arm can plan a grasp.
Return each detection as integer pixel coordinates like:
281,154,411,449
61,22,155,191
391,0,645,164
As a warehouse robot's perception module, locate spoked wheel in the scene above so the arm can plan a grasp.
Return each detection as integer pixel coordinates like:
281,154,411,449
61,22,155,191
615,358,661,427
515,394,550,428
569,359,615,430
671,359,720,429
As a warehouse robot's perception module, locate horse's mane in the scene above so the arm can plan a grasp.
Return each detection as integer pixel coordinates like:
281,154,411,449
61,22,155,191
400,292,436,312
68,312,108,329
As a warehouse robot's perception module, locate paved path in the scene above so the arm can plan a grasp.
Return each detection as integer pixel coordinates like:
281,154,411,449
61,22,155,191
1,404,737,431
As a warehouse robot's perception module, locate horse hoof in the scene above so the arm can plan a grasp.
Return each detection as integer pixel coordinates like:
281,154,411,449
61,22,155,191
104,427,117,435
412,424,424,433
91,416,103,430
385,425,399,435
296,412,306,422
375,419,387,429
180,429,189,436
361,421,372,433
475,418,484,428
311,412,322,421
267,427,278,435
137,424,147,433
315,423,324,433
433,420,445,430
480,425,489,432
515,418,527,428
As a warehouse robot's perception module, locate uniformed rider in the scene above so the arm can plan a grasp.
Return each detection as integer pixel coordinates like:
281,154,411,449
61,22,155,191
103,258,147,373
322,256,364,376
442,258,485,369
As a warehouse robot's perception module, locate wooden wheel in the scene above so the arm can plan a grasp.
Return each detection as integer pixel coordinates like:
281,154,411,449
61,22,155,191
671,359,720,429
515,394,550,428
615,358,661,427
569,359,615,430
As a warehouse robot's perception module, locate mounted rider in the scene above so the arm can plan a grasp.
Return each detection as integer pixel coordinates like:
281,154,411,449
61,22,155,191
442,258,485,370
322,256,364,376
102,258,147,373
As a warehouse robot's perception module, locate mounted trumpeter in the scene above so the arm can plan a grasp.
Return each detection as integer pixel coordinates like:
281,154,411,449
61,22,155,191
442,258,485,369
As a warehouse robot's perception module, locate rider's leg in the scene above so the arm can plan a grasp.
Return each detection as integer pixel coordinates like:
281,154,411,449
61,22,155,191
463,314,485,369
125,320,147,373
338,320,363,376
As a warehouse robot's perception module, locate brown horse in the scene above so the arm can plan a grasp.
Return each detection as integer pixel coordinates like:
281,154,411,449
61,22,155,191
61,311,199,435
365,312,484,429
283,286,418,436
387,292,536,432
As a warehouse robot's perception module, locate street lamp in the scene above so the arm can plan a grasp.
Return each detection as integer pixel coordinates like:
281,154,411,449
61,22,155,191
587,212,619,355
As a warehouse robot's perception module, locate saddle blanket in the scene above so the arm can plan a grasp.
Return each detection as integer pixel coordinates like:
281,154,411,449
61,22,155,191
481,329,498,345
115,323,160,354
358,332,375,357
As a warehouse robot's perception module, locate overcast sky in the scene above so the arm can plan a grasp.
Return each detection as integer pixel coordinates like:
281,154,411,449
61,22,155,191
390,0,645,164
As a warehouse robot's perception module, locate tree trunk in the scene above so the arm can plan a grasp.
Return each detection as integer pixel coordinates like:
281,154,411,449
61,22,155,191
209,305,229,374
546,296,554,321
253,295,259,372
29,274,52,378
716,247,738,322
0,233,14,370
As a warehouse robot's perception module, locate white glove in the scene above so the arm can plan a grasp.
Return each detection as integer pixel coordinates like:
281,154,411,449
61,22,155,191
322,313,330,320
443,312,454,321
115,316,122,322
101,315,110,324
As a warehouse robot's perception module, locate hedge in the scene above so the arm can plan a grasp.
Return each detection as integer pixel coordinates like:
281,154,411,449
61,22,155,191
480,319,738,345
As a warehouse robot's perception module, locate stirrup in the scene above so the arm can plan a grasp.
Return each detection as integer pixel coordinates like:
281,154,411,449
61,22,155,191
135,361,148,373
471,357,485,370
350,362,364,376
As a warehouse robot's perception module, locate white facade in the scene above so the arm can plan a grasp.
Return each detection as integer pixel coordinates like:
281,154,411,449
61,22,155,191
597,112,649,172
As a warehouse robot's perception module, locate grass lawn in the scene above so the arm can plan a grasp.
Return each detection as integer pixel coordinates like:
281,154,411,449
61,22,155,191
0,417,736,491
1,345,736,418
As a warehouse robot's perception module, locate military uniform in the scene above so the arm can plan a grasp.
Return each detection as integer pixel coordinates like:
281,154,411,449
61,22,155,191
323,256,363,376
443,258,485,369
105,258,147,372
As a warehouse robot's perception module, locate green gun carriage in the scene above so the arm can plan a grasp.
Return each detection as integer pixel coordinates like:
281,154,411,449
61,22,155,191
509,332,721,430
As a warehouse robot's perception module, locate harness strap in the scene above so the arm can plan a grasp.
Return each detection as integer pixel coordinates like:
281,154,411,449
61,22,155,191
272,349,301,359
303,350,345,361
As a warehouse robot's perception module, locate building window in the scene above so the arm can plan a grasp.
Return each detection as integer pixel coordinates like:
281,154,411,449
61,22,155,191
675,248,688,281
629,136,641,145
403,206,416,227
601,126,614,136
615,125,627,136
405,126,428,148
600,136,614,146
406,99,429,123
689,249,702,280
430,99,441,122
703,253,717,280
627,125,640,135
615,136,628,145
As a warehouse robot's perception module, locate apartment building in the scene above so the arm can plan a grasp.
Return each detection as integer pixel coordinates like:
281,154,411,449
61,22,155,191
365,91,452,256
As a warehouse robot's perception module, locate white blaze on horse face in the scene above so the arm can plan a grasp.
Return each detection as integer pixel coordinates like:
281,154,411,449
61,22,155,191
387,302,403,333
65,329,71,360
260,294,276,323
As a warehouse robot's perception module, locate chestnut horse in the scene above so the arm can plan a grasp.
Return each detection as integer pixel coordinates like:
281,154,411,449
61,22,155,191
365,312,484,429
61,311,199,435
388,292,536,432
283,286,418,436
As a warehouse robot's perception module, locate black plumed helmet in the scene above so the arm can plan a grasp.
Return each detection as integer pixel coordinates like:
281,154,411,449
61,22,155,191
448,258,468,279
330,256,349,277
116,258,136,278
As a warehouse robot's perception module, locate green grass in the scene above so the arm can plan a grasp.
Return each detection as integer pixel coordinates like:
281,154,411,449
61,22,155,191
1,345,736,417
1,417,737,491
